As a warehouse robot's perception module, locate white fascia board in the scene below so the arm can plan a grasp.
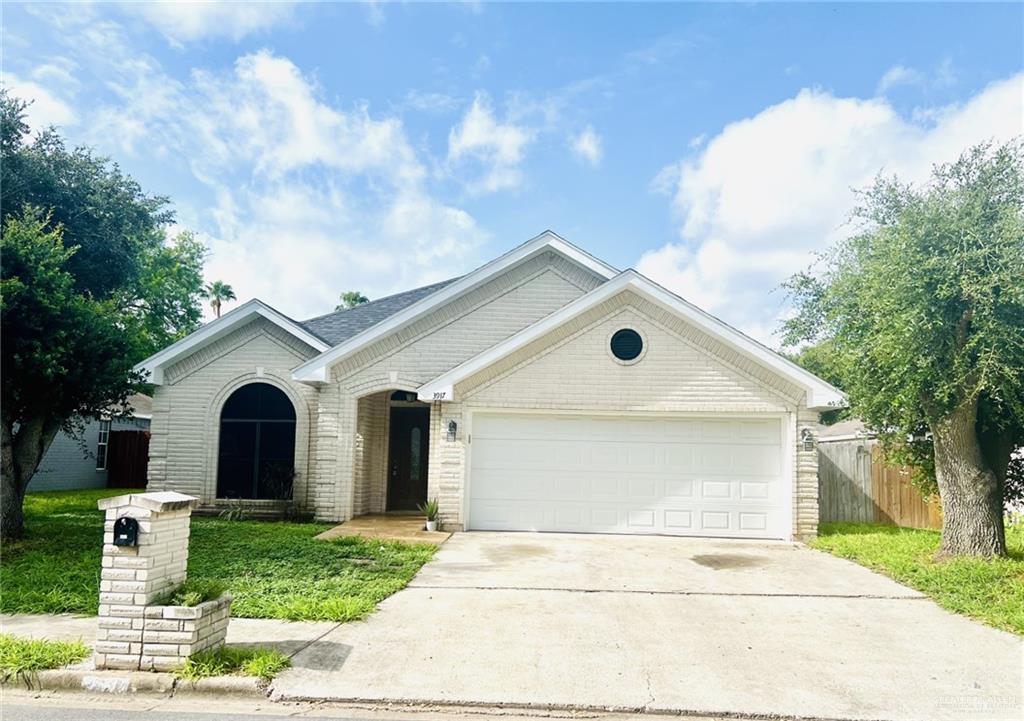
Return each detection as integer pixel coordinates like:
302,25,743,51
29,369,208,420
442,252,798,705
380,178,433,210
418,270,846,410
291,231,619,383
134,299,330,385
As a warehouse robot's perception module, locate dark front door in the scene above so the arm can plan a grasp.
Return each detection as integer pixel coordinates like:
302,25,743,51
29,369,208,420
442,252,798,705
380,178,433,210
387,406,429,511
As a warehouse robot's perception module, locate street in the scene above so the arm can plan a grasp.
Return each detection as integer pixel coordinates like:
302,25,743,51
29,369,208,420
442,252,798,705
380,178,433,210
0,689,733,721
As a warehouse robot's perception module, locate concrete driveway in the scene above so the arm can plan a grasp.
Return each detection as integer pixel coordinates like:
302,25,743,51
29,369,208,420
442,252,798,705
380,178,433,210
272,532,1022,721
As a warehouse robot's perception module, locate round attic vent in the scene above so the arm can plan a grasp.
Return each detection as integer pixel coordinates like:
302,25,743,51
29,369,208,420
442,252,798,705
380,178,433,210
610,328,644,362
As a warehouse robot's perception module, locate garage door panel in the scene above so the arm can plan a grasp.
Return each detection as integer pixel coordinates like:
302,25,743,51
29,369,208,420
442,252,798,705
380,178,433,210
468,413,786,539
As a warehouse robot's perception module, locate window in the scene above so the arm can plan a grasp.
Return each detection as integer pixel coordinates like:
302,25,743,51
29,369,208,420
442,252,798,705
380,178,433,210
216,383,297,500
409,427,422,480
610,328,644,362
95,419,111,470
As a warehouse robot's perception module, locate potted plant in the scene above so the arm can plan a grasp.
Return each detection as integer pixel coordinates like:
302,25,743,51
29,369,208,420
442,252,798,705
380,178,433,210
418,498,440,532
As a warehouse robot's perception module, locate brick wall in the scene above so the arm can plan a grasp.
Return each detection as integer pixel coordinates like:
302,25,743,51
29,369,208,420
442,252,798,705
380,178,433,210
427,293,821,538
148,317,321,512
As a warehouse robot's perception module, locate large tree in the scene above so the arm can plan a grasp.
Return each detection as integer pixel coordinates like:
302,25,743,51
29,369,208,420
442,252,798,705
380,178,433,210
1,91,205,539
782,140,1024,558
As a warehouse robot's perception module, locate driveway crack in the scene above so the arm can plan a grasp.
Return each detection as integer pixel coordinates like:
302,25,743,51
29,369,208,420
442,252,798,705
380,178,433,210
406,584,925,600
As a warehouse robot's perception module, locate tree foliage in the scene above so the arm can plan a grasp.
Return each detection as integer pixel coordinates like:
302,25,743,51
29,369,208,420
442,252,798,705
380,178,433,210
0,89,205,539
782,140,1024,555
336,290,369,311
204,280,237,319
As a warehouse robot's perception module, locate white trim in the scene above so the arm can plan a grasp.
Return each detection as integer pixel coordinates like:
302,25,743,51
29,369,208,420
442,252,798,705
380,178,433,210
462,407,793,541
818,433,876,443
291,231,619,383
134,299,331,385
418,270,845,411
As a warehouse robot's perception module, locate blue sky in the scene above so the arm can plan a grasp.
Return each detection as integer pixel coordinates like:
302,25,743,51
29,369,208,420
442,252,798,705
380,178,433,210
3,2,1022,343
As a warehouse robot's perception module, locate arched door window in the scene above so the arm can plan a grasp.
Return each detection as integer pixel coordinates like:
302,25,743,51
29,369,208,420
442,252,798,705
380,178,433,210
216,383,296,500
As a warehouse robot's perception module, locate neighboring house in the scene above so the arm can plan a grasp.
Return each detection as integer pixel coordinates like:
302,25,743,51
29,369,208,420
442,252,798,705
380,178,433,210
29,394,152,492
135,232,843,540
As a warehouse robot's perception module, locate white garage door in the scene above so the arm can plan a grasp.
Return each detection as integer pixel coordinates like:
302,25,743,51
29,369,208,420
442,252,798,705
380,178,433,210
467,413,787,539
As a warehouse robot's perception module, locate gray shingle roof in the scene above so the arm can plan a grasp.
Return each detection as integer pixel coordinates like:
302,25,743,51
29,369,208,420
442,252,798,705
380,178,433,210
300,278,461,346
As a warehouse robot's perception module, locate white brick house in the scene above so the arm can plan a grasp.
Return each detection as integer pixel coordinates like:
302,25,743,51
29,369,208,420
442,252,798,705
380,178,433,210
136,232,842,540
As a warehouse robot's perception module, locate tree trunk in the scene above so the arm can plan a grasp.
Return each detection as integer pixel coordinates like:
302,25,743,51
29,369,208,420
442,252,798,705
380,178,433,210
932,397,1006,558
1,415,62,541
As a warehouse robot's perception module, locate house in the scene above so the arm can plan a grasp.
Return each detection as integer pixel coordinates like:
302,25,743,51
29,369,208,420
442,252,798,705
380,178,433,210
135,232,843,540
29,394,152,492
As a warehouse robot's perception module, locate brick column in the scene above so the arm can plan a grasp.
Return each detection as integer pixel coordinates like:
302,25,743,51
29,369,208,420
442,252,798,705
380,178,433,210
95,491,199,671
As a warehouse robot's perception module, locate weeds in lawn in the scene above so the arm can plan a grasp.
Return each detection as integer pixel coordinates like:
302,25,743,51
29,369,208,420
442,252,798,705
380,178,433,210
2,490,437,622
0,634,90,685
158,579,228,607
176,646,290,682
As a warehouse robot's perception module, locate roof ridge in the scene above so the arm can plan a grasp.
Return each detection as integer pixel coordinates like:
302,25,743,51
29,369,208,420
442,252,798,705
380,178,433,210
301,276,462,324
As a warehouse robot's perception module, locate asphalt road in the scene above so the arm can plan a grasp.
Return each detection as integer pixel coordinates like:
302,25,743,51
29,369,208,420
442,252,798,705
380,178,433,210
4,708,362,721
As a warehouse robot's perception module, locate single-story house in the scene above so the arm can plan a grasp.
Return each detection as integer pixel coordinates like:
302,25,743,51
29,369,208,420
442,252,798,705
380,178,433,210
29,394,152,492
135,232,843,540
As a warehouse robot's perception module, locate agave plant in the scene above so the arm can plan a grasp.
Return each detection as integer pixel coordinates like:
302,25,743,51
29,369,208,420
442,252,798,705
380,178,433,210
417,498,440,521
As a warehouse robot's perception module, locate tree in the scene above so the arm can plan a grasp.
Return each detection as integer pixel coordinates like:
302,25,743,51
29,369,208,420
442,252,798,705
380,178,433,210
204,280,236,319
1,91,205,540
335,290,369,311
785,341,849,425
782,140,1024,558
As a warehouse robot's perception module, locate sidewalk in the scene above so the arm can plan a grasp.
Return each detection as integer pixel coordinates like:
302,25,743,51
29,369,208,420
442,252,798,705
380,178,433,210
1,613,338,661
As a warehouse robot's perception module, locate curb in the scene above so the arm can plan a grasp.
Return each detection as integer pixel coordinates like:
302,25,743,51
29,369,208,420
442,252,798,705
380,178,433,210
2,667,265,699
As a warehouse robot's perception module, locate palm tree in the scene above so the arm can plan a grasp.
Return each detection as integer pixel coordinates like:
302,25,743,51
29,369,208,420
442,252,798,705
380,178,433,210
204,280,236,319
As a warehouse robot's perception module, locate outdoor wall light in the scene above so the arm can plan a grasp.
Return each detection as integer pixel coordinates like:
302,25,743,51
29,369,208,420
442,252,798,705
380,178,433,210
801,428,816,452
447,420,458,442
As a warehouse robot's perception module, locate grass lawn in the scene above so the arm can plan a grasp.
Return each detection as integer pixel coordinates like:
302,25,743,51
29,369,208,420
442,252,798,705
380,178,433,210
1,489,436,622
813,521,1024,635
177,646,290,682
0,634,90,684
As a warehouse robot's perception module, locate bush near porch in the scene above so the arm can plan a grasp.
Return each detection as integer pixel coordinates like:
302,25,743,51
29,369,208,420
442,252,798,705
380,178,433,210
1,490,436,622
812,522,1024,635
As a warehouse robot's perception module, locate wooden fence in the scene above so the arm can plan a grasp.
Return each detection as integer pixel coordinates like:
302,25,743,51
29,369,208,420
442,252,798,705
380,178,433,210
818,438,942,529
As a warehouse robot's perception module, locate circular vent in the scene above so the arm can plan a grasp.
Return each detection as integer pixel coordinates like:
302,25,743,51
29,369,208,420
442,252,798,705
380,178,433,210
610,328,644,362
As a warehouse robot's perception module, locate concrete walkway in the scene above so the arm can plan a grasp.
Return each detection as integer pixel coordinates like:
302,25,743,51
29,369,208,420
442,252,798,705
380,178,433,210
272,532,1023,721
0,614,338,660
314,514,451,545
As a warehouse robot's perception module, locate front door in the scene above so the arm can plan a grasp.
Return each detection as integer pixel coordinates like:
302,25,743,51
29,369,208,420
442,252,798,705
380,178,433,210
387,406,430,511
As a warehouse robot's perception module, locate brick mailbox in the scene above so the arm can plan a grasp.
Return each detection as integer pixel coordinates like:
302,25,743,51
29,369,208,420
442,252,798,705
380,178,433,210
95,491,231,672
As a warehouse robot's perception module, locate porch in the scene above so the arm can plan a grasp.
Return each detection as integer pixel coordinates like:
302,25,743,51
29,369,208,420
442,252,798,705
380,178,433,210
314,513,451,545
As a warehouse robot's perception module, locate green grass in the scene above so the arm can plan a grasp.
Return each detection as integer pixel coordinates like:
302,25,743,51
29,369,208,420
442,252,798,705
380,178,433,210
0,634,90,684
813,521,1024,635
1,489,437,622
158,579,227,607
176,646,290,682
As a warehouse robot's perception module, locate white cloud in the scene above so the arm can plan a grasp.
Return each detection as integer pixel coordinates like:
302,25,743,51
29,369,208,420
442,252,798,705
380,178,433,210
569,126,603,167
177,51,483,318
638,73,1024,345
363,1,386,28
3,74,77,129
447,92,535,193
43,22,484,320
876,64,924,94
120,1,297,45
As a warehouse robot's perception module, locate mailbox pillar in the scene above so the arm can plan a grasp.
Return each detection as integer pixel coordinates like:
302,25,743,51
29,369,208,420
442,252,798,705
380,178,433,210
95,491,199,671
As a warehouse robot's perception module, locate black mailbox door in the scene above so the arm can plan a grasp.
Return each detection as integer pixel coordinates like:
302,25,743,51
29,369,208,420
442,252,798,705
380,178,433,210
113,516,139,546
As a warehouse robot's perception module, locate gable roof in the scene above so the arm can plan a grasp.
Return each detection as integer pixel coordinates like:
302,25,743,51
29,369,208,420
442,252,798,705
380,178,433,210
301,278,461,346
135,299,332,385
291,230,619,382
416,270,846,410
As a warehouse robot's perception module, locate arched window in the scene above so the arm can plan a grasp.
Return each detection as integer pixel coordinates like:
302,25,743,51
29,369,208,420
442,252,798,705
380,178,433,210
216,383,296,500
